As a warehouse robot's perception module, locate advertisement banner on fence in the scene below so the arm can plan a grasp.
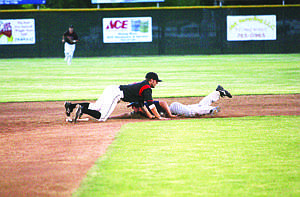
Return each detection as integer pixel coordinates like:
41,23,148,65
103,17,152,43
92,0,164,3
0,0,46,5
227,15,276,41
0,19,35,45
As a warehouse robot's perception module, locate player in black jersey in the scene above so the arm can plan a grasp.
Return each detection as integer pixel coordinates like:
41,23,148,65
64,72,169,122
62,25,78,65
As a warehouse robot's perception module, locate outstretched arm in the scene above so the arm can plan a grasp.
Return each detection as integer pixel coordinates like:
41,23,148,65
147,104,169,120
142,88,169,120
158,101,177,118
141,106,155,119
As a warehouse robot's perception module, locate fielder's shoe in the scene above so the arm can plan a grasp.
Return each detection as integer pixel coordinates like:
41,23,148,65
64,101,75,117
74,105,83,123
209,106,221,116
216,85,232,98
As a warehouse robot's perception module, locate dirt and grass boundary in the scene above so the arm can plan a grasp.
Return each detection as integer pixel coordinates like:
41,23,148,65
0,94,299,196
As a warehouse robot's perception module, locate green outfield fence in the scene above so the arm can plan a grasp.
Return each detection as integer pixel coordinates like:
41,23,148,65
0,5,300,58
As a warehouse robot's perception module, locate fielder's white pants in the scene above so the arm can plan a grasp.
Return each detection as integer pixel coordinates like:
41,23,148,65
64,43,76,65
88,85,124,122
169,91,220,117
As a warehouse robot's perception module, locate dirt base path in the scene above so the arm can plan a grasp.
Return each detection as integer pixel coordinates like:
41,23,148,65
0,94,299,197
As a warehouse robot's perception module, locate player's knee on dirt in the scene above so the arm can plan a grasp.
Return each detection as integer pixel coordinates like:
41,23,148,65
79,102,90,108
81,108,101,119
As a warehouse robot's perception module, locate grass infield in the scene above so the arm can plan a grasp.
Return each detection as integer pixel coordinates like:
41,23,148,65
1,54,299,102
74,116,300,196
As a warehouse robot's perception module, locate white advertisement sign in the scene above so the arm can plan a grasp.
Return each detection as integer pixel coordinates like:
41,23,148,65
92,0,164,3
0,19,35,45
103,17,152,43
227,15,276,41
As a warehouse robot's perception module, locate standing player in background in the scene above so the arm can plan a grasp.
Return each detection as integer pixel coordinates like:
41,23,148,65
62,25,78,65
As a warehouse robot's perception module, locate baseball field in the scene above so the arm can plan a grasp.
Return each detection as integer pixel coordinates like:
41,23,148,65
0,54,299,196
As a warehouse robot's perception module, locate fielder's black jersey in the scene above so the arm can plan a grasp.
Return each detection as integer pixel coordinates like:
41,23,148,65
63,31,78,45
119,80,154,106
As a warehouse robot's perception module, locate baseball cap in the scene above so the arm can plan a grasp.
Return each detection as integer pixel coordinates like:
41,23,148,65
69,25,74,28
145,72,162,82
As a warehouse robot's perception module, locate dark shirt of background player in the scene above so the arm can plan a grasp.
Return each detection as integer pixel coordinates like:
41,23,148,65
63,25,78,45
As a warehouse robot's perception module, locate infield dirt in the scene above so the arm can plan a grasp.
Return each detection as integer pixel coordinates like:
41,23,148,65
0,94,299,197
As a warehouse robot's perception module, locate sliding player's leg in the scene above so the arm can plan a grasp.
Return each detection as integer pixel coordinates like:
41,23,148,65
198,91,220,106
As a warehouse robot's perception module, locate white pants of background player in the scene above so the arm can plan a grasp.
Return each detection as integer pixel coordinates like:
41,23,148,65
88,85,124,122
169,91,220,117
64,42,76,65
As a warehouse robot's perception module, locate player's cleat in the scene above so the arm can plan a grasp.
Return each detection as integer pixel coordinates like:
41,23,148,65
74,105,83,123
216,85,232,98
64,101,75,117
209,106,220,116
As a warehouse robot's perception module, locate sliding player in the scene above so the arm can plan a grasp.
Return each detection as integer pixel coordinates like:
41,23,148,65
109,85,232,119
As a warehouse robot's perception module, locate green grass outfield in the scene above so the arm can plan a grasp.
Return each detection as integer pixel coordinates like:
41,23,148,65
1,54,299,196
74,116,300,197
1,54,299,102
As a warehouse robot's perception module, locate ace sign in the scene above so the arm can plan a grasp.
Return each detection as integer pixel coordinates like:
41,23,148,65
103,17,152,43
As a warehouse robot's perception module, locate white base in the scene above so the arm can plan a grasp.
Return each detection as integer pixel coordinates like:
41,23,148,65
66,118,89,122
